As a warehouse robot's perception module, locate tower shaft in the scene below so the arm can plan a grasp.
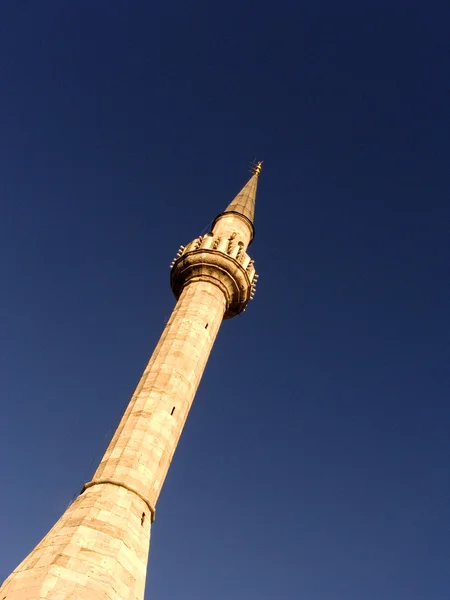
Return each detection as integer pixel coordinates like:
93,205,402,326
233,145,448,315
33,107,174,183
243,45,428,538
1,165,261,600
92,278,226,511
0,281,225,600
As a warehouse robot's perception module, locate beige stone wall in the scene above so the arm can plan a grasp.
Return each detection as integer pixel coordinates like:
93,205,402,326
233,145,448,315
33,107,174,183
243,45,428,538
0,280,226,600
94,279,226,509
0,483,149,600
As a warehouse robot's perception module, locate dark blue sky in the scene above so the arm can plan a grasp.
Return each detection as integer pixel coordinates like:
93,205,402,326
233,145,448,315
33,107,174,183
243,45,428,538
1,2,449,599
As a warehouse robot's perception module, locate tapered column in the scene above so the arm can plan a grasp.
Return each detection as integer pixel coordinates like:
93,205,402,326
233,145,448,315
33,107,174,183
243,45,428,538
0,280,226,600
91,279,227,510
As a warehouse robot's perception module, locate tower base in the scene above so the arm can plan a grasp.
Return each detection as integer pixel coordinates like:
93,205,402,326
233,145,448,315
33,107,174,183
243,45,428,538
0,483,150,600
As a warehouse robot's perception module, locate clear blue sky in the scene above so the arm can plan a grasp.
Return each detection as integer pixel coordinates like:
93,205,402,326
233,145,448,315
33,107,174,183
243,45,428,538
1,2,449,599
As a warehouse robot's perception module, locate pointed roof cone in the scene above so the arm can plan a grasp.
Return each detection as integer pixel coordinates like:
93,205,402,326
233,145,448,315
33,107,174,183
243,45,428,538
224,170,259,223
213,162,262,242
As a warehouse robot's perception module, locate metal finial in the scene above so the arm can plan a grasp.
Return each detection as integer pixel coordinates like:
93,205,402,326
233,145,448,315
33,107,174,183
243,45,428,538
253,161,263,177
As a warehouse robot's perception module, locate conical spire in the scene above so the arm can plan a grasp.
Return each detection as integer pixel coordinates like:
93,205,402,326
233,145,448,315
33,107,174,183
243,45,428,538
223,161,262,224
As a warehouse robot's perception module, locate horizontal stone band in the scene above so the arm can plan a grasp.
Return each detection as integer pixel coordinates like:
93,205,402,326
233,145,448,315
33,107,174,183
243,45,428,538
81,479,156,523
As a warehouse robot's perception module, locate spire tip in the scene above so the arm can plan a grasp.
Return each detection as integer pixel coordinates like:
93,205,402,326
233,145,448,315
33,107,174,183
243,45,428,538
252,160,263,177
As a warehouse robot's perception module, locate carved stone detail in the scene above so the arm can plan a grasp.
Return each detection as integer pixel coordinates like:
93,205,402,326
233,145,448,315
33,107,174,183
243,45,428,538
170,245,255,318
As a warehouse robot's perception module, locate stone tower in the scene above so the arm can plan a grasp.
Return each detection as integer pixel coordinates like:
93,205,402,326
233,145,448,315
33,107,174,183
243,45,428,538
1,163,262,600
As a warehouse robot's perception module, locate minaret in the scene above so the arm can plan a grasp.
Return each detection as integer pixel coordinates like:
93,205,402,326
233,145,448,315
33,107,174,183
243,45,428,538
1,163,262,600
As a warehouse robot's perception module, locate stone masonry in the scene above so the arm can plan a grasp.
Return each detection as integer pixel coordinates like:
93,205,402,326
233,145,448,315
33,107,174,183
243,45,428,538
0,164,261,600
